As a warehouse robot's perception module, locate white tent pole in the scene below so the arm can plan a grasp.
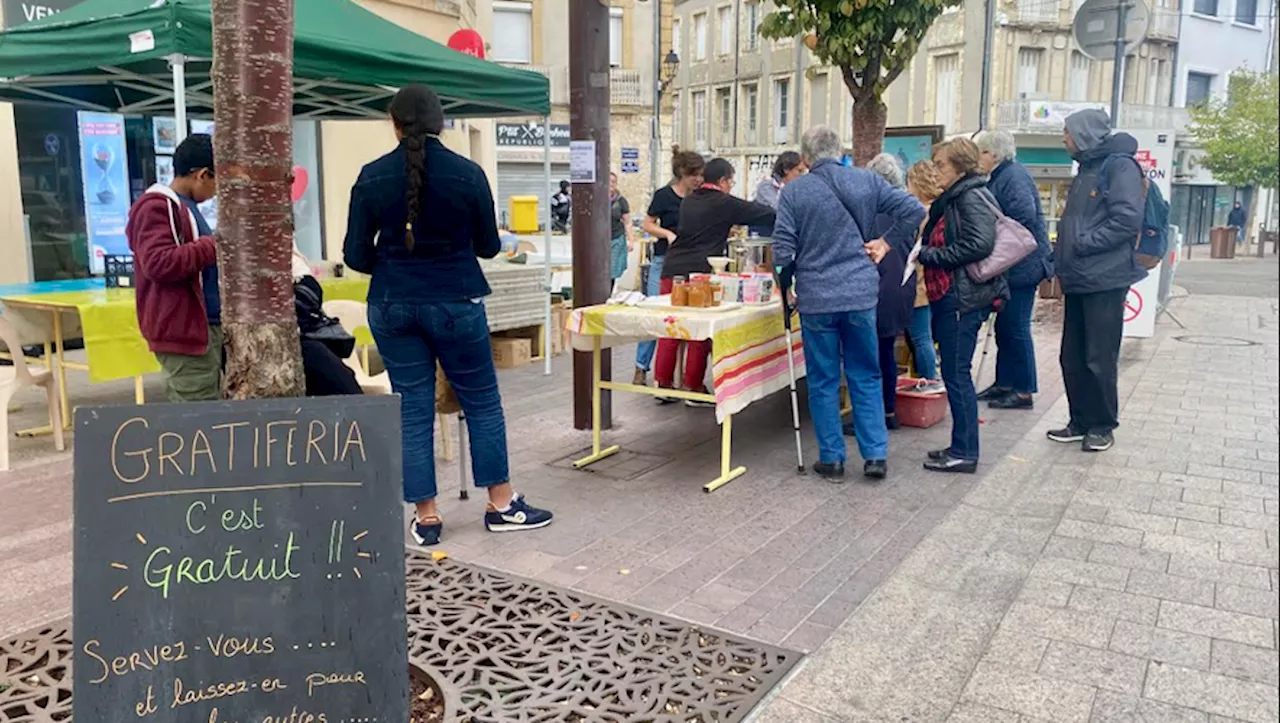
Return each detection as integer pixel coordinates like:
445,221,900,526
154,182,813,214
543,115,553,376
170,54,188,142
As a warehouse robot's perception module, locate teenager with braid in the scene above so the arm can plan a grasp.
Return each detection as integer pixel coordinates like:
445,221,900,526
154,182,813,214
344,84,554,546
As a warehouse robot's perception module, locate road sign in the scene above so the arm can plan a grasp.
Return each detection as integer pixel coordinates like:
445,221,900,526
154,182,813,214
620,147,640,160
1073,0,1151,61
621,160,640,174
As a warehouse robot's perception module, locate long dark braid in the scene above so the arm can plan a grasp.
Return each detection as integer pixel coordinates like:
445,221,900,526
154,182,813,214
388,84,446,251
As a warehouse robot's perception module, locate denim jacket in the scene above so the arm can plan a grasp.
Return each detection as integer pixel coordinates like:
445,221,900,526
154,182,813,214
343,139,501,303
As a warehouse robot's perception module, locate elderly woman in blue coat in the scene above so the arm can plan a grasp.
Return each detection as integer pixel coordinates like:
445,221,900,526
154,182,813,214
973,130,1053,410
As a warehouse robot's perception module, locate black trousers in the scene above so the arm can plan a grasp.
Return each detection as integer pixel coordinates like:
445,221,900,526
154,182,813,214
301,339,363,397
1060,288,1127,433
879,335,899,416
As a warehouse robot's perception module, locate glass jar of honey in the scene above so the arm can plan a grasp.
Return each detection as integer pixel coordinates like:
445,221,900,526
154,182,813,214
687,281,708,308
671,278,689,306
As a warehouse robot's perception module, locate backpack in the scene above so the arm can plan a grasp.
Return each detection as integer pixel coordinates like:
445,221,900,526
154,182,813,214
1099,154,1170,269
964,188,1039,284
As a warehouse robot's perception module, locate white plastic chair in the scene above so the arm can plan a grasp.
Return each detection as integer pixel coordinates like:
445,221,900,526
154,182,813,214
0,317,65,471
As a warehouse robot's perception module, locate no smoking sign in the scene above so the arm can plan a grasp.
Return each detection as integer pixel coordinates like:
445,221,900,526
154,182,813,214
1124,288,1143,323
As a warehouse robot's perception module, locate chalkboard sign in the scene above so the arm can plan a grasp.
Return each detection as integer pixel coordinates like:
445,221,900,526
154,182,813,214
73,396,408,723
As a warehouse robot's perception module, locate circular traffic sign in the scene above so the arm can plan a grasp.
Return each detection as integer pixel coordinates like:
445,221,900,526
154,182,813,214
1073,0,1151,61
1124,288,1143,323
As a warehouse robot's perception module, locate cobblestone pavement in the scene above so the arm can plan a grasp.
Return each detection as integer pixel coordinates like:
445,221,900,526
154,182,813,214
752,291,1279,723
1,284,1275,723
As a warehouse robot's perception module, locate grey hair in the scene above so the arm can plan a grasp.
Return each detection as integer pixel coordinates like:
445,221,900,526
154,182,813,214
800,125,843,164
974,129,1017,163
867,153,904,188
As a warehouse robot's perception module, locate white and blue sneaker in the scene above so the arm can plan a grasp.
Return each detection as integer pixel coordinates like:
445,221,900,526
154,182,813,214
410,517,444,546
484,494,554,533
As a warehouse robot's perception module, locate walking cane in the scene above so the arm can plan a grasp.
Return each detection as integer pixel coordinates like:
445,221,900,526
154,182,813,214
457,412,470,501
775,264,806,475
973,315,996,386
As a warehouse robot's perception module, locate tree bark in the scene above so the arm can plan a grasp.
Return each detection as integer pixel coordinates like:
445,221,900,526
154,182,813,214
850,96,887,167
210,0,305,399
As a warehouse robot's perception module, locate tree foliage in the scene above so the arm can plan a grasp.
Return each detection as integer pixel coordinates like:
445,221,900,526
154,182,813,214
1188,69,1279,192
759,0,961,162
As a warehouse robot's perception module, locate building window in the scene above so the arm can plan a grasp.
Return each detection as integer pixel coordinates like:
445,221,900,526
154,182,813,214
672,93,682,146
609,8,624,68
774,78,791,141
718,6,733,55
1147,59,1166,105
717,88,732,145
1186,72,1214,106
693,90,708,148
1235,0,1257,23
1017,48,1043,96
1193,0,1217,15
492,1,533,63
1068,51,1091,101
693,13,708,60
745,2,760,51
934,54,959,133
672,18,682,57
744,84,759,144
810,73,828,127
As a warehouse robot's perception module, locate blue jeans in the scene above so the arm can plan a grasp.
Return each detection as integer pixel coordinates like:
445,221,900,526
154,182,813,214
906,304,938,380
994,285,1038,394
369,300,509,503
931,292,989,461
635,254,665,371
801,308,888,464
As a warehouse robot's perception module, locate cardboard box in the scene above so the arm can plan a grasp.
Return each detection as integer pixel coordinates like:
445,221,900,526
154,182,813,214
491,337,532,369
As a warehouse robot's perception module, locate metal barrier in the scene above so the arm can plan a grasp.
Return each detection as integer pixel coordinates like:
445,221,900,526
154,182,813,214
1158,224,1183,318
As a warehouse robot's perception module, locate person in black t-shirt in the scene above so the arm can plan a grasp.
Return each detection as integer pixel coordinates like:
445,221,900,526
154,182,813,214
633,148,706,385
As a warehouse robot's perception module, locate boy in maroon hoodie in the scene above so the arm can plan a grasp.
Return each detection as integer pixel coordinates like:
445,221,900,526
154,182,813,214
127,134,220,401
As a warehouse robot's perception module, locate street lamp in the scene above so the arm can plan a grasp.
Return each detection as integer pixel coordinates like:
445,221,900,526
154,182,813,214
659,50,680,95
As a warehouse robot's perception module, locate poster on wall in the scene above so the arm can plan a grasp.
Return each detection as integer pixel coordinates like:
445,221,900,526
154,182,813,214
188,119,218,229
76,111,132,275
152,116,178,154
154,155,174,186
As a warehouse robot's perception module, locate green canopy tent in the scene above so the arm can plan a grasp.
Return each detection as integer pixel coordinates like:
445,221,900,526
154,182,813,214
0,0,558,374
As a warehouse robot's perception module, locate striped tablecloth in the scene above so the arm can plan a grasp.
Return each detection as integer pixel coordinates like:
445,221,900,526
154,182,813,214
568,301,806,422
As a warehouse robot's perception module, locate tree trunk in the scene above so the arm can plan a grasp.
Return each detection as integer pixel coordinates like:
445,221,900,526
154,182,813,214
850,96,887,167
1247,194,1263,257
210,0,305,399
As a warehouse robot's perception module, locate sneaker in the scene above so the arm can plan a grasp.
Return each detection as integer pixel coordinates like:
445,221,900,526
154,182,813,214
484,494,554,533
684,398,715,409
410,517,443,546
989,393,1034,410
885,414,902,430
813,461,846,482
863,460,887,480
927,448,953,461
915,379,946,395
922,456,978,474
1046,424,1087,444
976,384,1009,402
632,369,648,386
1082,431,1115,453
654,385,678,404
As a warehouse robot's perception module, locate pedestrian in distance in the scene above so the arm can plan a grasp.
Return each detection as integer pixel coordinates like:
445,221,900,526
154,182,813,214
634,148,705,386
609,172,633,283
904,160,946,394
1048,108,1146,453
344,83,553,546
918,138,1009,474
862,153,922,433
973,129,1054,411
1228,201,1247,244
551,180,571,234
772,126,925,482
654,158,774,404
750,150,804,237
127,133,222,402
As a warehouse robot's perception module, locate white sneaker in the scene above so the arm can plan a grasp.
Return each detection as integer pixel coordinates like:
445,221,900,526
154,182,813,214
915,379,946,395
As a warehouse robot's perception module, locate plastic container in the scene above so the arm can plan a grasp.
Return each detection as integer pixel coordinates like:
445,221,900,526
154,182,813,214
895,377,948,429
508,195,540,234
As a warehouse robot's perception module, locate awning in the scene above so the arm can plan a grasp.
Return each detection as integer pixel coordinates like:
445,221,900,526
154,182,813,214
0,0,551,118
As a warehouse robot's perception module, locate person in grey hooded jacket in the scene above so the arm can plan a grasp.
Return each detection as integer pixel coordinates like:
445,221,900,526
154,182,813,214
1047,108,1146,454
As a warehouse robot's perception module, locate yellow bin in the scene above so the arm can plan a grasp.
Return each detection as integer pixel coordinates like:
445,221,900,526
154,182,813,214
508,195,540,234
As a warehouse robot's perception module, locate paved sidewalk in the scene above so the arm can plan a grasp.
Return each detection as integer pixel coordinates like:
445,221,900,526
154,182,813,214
752,292,1279,723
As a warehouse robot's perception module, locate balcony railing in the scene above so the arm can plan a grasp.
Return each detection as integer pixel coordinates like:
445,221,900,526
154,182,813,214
1149,8,1180,40
610,68,645,106
1009,0,1063,26
997,99,1192,134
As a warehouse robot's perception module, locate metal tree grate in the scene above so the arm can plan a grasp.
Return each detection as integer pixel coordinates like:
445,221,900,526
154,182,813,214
0,554,801,722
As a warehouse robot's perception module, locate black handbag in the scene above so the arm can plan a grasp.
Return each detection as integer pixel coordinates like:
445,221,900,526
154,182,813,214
294,276,356,360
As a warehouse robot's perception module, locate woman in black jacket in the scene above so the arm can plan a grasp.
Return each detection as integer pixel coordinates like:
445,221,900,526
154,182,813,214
918,138,1009,473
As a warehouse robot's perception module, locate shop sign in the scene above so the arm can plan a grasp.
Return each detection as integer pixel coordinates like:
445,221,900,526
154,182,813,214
496,122,570,148
1122,128,1175,200
2,0,82,27
1025,101,1107,128
76,111,131,275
